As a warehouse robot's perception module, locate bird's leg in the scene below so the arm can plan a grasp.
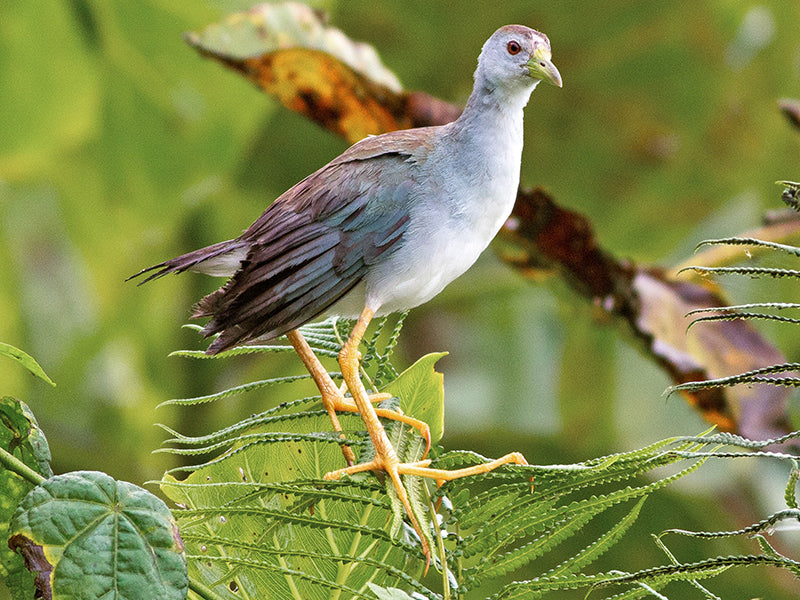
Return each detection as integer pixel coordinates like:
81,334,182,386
286,329,357,465
325,307,529,563
325,307,432,561
285,329,432,466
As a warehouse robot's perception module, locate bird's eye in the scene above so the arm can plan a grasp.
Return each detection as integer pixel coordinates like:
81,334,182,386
507,41,521,55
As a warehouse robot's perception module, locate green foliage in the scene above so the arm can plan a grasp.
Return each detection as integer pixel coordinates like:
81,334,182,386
160,317,435,599
0,397,51,600
0,344,55,388
1,304,798,600
672,181,800,395
0,345,187,600
382,351,446,446
158,318,800,599
8,471,188,600
3,4,800,598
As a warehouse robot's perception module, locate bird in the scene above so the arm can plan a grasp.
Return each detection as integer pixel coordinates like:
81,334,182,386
131,24,561,561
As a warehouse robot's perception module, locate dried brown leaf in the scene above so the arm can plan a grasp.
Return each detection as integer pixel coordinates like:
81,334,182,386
184,2,460,142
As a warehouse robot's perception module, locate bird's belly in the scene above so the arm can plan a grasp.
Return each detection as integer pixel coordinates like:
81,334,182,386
361,220,498,316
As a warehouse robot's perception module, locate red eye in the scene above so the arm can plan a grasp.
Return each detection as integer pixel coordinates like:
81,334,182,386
507,40,521,55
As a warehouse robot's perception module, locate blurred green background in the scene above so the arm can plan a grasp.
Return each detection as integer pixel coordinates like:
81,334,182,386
2,1,799,597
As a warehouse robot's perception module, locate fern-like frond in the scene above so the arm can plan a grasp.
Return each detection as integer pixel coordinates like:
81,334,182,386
695,237,800,257
667,363,800,395
660,508,800,540
159,316,449,599
687,311,800,329
679,265,800,279
600,554,800,588
547,496,647,578
158,305,800,599
686,302,800,315
159,375,313,407
686,302,800,329
162,408,434,599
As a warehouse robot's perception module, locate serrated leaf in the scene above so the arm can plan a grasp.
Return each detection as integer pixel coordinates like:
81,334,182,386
161,404,432,599
0,397,52,600
680,265,800,279
8,471,187,600
383,352,447,445
695,236,800,257
549,496,647,577
0,343,55,386
667,363,800,395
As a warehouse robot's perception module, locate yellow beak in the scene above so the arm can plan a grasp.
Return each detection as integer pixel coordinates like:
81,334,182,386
528,56,562,88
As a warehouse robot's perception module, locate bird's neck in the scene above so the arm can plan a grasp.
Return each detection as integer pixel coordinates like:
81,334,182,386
453,78,536,158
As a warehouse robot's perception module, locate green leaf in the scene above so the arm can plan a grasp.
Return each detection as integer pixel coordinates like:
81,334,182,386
0,343,55,386
161,404,432,599
0,396,52,480
548,496,647,577
0,397,52,600
695,236,800,257
382,352,447,445
786,460,799,509
8,471,187,600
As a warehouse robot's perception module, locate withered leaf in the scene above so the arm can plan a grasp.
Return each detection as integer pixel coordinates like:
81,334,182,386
184,2,460,142
499,188,795,441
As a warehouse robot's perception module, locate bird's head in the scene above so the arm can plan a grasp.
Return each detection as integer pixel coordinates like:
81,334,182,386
477,25,562,92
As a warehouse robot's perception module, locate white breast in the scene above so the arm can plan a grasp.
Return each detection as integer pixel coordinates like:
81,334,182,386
362,119,523,316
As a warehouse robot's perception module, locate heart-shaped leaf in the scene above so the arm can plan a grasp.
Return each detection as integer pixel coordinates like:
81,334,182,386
8,470,187,600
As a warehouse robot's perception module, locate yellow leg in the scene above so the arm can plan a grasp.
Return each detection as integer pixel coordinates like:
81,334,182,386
286,330,357,465
285,329,432,466
324,307,528,566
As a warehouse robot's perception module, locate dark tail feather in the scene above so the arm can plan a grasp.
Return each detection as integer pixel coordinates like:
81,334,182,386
192,285,228,319
127,240,242,285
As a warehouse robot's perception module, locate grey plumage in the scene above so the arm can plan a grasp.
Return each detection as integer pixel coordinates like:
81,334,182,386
130,131,426,353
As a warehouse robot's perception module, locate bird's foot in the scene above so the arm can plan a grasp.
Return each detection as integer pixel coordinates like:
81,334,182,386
285,330,432,464
329,307,529,567
317,388,431,466
324,451,528,487
325,390,432,457
324,448,528,567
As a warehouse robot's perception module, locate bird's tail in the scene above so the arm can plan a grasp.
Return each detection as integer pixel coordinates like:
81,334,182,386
127,240,246,284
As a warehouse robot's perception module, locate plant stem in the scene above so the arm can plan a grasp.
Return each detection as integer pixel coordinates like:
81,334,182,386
426,484,451,600
0,446,45,486
188,579,227,600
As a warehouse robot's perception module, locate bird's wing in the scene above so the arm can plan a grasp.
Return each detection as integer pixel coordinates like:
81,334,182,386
198,128,438,353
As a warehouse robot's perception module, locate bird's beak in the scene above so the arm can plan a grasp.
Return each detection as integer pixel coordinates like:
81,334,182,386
527,48,562,88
